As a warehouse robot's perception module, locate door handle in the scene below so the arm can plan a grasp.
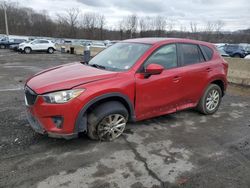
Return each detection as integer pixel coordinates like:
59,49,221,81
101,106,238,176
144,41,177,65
206,68,212,72
173,76,181,83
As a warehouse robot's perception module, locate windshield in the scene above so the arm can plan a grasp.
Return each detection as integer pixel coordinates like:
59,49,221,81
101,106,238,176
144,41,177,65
88,42,151,71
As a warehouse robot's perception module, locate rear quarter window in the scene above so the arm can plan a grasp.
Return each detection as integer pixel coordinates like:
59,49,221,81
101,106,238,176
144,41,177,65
200,45,213,60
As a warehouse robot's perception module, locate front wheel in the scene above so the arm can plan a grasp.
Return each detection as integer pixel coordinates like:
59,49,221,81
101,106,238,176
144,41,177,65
233,54,241,58
197,84,222,115
24,47,31,54
0,44,6,49
87,101,128,141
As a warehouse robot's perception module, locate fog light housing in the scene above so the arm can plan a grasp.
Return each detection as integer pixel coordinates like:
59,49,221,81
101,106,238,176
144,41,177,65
52,116,64,129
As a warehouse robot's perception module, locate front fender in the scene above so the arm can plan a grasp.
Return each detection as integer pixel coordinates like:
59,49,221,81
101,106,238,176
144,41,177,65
74,92,136,133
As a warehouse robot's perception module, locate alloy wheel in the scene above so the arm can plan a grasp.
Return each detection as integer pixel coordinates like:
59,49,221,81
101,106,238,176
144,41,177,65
25,48,31,54
97,114,126,141
48,48,54,53
206,89,220,111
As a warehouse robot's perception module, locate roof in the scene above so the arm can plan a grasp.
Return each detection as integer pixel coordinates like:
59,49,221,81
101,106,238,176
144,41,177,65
122,37,213,46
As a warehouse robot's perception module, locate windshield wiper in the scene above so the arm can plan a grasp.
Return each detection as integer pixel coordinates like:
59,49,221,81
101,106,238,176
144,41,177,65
89,64,106,70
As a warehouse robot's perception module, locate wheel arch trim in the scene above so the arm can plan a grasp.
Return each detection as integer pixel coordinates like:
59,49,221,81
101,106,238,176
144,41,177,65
74,92,136,133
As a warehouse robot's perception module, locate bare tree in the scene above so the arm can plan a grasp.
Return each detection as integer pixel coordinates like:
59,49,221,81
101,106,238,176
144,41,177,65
139,17,146,37
205,21,216,33
118,19,125,39
214,20,225,33
123,14,138,38
139,16,155,37
165,18,175,32
55,8,80,38
96,14,105,39
66,8,80,37
179,24,187,32
190,22,198,33
139,17,150,37
153,16,166,36
81,12,106,39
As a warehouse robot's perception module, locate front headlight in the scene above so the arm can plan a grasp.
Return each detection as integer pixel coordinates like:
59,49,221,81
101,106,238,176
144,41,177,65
43,89,85,104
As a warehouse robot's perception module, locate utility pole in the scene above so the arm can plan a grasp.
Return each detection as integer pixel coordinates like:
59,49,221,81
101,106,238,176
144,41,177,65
3,2,9,35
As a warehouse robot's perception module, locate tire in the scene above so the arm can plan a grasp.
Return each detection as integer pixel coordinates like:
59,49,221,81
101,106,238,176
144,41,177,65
197,84,222,115
47,47,54,54
233,54,241,58
24,47,31,54
0,44,6,49
87,101,128,141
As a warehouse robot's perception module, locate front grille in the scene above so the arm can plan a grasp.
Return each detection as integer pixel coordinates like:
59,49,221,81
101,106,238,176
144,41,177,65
24,86,37,106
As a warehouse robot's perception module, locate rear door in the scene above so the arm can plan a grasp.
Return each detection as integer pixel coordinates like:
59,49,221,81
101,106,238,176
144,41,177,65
176,43,212,110
39,40,50,50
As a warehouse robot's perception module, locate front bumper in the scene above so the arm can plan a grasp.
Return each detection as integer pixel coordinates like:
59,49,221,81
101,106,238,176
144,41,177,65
26,109,78,139
25,87,84,139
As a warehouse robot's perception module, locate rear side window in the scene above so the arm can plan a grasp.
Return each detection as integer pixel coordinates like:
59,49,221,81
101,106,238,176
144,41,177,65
179,44,205,66
225,45,238,51
40,40,49,43
200,45,213,60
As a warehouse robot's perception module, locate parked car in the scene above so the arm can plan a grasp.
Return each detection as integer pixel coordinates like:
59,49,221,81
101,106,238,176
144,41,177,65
91,41,106,48
0,36,6,41
19,39,56,54
243,44,250,54
244,55,250,59
106,40,120,47
0,37,27,49
24,38,228,141
214,43,227,49
9,39,27,51
216,47,229,57
224,44,248,58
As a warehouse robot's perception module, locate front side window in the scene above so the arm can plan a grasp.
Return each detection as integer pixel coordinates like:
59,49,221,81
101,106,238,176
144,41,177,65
180,44,205,65
144,44,177,69
32,40,40,44
88,42,151,71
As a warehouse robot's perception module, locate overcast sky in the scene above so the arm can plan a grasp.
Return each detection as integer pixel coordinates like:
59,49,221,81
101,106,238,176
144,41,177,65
17,0,250,31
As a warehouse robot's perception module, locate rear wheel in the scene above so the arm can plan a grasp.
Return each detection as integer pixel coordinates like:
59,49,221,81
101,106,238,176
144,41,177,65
87,101,128,141
24,47,31,54
47,47,54,54
197,84,222,115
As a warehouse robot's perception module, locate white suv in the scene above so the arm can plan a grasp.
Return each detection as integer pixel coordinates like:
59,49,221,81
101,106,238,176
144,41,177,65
19,39,56,54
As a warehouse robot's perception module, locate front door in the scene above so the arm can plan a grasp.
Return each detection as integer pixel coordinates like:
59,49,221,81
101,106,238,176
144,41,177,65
135,44,182,120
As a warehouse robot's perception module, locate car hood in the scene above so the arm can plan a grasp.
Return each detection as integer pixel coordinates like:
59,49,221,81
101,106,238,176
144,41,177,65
26,62,118,94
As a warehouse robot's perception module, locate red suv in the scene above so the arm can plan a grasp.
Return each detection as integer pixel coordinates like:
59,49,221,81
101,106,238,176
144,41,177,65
25,38,228,141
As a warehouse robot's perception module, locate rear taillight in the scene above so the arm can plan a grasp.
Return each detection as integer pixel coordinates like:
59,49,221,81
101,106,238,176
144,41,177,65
222,59,228,75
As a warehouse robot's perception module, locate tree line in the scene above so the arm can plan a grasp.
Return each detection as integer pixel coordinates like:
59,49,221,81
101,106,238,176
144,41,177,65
0,2,250,43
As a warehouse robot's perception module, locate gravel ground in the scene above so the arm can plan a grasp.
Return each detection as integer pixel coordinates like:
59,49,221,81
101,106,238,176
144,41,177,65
0,49,250,188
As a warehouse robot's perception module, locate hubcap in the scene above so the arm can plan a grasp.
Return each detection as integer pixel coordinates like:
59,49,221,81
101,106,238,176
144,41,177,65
206,89,220,111
97,114,126,141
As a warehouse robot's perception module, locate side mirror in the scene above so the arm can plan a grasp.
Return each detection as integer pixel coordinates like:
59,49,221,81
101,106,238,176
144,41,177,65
145,64,164,75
